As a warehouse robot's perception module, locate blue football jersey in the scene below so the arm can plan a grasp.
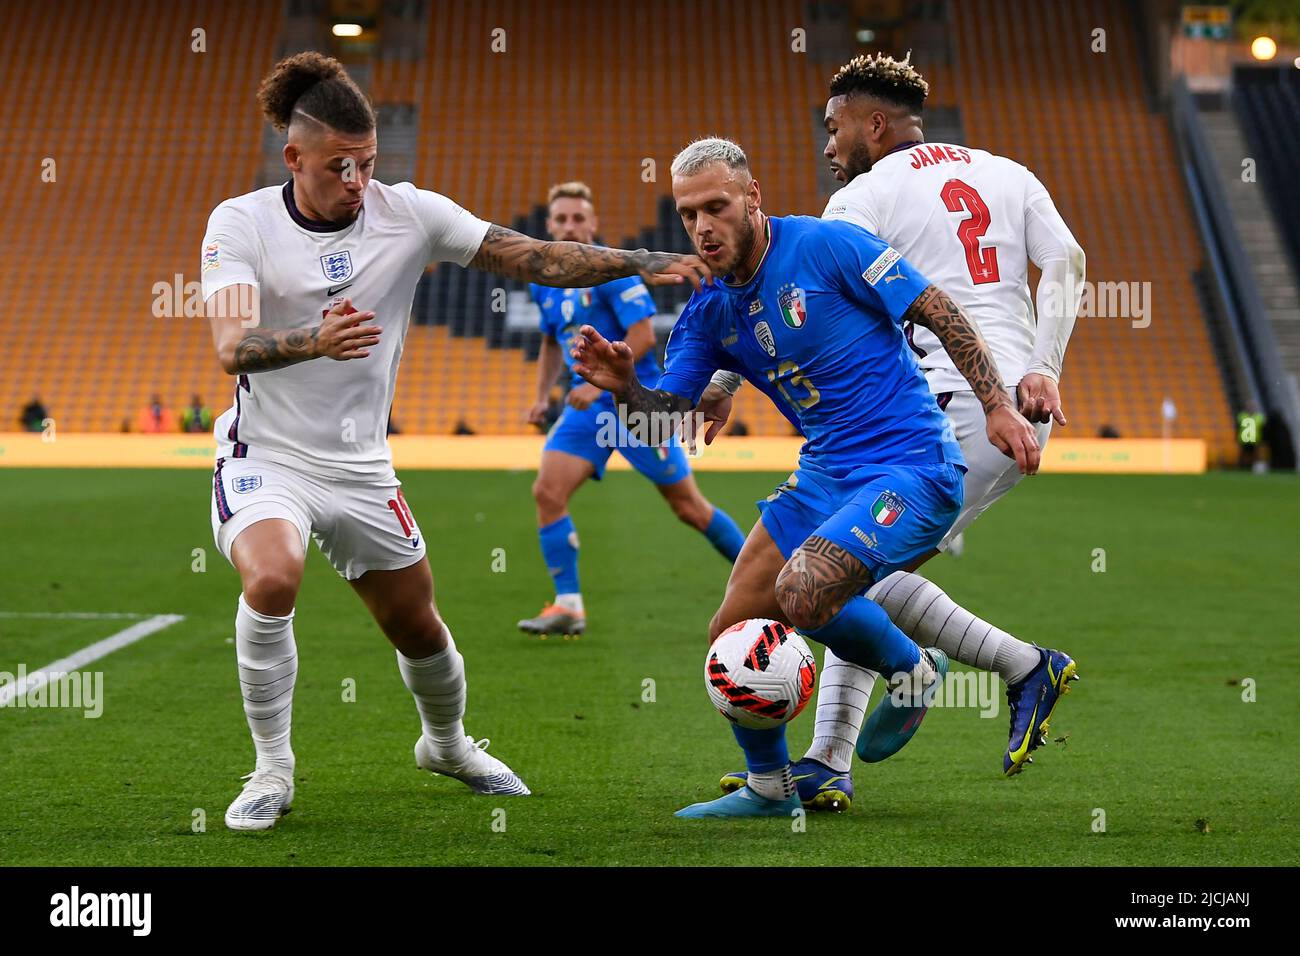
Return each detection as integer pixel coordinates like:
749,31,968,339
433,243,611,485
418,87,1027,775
530,274,661,386
658,215,963,472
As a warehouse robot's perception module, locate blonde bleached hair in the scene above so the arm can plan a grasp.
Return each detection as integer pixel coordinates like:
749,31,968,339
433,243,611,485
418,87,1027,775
669,137,750,179
547,181,594,206
829,51,930,112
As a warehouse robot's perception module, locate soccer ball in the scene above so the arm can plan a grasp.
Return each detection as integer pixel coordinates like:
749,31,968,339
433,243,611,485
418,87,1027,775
705,619,817,729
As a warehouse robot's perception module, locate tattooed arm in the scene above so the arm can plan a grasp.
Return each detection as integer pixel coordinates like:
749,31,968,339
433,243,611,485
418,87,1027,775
568,323,695,444
904,284,1008,414
207,287,382,374
904,283,1041,475
469,224,712,290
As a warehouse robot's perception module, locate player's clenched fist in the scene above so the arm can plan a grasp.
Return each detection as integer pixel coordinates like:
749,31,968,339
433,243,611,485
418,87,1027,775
570,325,636,396
986,403,1041,476
317,298,382,361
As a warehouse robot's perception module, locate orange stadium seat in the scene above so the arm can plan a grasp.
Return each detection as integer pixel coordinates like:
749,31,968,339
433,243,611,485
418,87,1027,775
4,0,1234,462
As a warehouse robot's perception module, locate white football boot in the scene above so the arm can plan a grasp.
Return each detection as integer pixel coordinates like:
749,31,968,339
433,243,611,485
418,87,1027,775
415,735,531,796
225,766,294,831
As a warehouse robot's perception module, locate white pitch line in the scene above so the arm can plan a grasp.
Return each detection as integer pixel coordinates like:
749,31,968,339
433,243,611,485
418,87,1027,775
0,612,151,620
0,614,185,707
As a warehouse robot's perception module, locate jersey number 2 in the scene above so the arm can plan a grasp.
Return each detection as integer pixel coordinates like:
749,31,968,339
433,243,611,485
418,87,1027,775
940,179,999,285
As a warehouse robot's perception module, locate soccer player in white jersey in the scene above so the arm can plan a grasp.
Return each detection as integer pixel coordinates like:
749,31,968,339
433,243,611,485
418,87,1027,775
711,53,1084,808
202,52,710,830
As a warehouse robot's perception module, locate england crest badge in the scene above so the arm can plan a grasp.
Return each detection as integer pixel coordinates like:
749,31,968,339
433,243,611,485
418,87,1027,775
320,251,353,283
232,475,263,494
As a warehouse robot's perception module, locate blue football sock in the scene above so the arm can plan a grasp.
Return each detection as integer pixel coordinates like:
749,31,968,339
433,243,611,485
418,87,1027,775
731,724,789,773
538,515,580,595
703,506,745,562
805,595,921,677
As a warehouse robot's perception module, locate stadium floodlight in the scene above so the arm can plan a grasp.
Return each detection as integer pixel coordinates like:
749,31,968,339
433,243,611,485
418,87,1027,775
332,23,363,37
1250,35,1277,60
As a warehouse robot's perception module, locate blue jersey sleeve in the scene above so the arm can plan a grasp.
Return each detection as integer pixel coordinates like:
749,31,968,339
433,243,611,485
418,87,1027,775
816,220,932,326
598,276,656,334
656,298,727,404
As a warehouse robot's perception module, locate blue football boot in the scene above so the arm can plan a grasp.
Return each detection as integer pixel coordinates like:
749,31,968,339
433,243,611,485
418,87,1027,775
718,757,853,812
856,648,949,762
1004,647,1079,776
675,785,802,819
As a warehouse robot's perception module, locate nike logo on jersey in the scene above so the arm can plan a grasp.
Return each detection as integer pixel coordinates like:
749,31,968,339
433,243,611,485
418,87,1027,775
327,282,354,296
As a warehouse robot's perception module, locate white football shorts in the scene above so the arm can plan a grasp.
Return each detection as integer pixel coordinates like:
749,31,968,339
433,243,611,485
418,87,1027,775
210,456,426,580
935,388,1053,551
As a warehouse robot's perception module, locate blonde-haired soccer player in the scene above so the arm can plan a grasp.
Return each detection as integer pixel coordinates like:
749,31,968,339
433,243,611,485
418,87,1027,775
711,53,1083,806
204,52,709,829
518,181,745,638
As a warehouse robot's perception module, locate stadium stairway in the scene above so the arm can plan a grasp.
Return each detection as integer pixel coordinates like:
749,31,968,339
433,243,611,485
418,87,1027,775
950,0,1238,462
1230,68,1300,382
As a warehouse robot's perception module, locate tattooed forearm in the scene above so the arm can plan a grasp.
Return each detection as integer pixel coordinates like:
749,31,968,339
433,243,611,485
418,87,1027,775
232,327,319,373
614,377,696,445
904,284,1010,414
774,535,875,632
469,224,666,285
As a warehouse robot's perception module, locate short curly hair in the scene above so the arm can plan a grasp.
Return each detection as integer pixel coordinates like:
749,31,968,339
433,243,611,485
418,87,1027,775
829,51,929,113
257,51,376,134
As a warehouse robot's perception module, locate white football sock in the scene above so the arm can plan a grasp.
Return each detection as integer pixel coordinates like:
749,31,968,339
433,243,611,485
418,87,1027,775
555,593,584,614
235,594,297,773
871,572,1041,685
747,765,795,802
397,625,471,765
805,650,876,773
886,646,938,699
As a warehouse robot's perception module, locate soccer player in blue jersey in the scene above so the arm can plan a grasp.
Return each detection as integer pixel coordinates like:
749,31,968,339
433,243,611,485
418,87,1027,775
572,138,1040,818
517,182,746,637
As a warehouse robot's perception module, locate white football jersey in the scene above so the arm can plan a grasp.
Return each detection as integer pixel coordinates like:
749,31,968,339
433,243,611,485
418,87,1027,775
201,179,489,482
823,142,1077,393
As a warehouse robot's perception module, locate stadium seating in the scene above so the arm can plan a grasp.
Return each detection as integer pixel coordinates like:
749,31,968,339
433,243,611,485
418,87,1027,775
3,0,282,433
949,0,1236,460
2,0,1238,461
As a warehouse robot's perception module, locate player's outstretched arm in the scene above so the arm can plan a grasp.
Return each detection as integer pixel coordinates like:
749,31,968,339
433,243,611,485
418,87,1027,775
207,290,382,374
469,224,712,291
904,284,1041,475
570,324,695,444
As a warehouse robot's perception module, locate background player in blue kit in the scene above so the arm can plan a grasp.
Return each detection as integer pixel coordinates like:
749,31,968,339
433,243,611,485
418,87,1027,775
571,139,1042,818
518,182,746,638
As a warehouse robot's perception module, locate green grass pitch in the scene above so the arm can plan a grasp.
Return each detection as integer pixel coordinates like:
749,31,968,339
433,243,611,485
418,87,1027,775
1,467,1297,866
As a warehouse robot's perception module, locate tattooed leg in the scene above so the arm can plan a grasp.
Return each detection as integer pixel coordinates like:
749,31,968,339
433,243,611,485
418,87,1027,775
774,536,874,632
777,535,923,677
